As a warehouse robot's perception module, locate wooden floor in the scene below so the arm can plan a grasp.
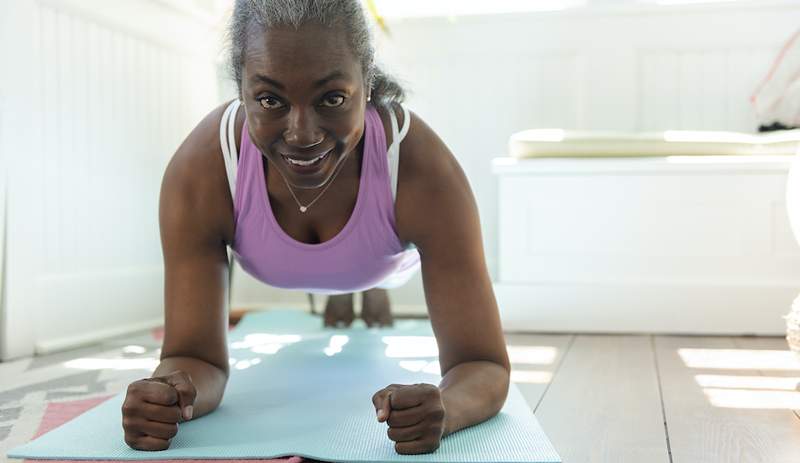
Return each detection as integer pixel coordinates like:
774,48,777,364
508,333,800,463
2,330,800,462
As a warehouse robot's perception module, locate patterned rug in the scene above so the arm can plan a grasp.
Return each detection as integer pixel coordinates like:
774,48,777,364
0,326,310,462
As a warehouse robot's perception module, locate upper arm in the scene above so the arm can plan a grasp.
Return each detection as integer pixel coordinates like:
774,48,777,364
158,104,234,376
394,113,510,375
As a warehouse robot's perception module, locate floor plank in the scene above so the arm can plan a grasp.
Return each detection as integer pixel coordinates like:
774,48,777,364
505,333,574,411
655,336,800,463
534,335,670,463
732,336,800,422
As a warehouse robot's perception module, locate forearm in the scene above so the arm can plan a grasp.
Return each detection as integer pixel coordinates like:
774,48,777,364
152,356,228,419
438,360,510,436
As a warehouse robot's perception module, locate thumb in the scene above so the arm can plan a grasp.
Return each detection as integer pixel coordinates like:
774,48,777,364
371,388,393,423
163,371,197,421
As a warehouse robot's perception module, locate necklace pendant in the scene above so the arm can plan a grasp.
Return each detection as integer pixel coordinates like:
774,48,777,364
299,206,308,213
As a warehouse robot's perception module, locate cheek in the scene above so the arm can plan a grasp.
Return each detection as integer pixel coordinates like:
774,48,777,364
247,116,283,149
339,111,365,145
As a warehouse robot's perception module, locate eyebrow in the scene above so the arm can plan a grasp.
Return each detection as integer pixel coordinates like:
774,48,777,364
251,71,350,90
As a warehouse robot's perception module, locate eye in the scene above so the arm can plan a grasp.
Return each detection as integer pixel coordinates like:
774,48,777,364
258,96,285,110
320,94,346,108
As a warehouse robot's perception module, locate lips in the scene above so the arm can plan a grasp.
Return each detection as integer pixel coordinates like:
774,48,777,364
280,149,333,169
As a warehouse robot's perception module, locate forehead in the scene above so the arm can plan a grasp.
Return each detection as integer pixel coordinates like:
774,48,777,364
243,22,362,84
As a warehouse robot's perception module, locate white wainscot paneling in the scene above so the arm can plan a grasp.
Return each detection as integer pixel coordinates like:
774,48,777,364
1,0,218,359
494,157,800,335
638,48,778,132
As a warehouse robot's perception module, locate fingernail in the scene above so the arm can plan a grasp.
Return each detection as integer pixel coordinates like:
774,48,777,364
183,406,193,420
376,409,385,421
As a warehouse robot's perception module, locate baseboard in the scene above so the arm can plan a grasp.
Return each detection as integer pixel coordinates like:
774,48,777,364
34,317,163,355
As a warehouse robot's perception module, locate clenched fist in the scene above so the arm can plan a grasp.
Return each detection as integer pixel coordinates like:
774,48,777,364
121,371,197,451
372,383,446,455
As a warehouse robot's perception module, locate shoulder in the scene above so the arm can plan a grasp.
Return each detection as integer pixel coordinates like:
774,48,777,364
161,100,241,244
389,106,476,248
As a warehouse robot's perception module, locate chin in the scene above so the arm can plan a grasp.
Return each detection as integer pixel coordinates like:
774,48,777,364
277,151,348,190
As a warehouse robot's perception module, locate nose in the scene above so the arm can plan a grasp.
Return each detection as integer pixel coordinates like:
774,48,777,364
284,107,324,148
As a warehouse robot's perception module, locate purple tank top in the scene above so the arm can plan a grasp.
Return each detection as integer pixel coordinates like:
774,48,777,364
231,104,420,295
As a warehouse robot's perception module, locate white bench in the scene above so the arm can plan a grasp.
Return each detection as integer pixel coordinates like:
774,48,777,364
493,134,800,335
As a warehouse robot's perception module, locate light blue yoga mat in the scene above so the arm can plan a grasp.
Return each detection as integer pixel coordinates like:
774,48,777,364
8,309,561,462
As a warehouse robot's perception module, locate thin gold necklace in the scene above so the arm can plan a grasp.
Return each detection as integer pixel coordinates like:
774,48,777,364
269,151,350,213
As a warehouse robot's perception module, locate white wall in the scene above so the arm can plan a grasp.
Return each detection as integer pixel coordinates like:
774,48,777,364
0,0,219,360
227,0,800,314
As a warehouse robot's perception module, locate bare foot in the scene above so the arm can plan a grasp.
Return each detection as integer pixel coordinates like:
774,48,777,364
324,293,355,327
361,288,393,327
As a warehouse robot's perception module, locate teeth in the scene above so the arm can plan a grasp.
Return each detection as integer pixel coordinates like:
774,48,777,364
285,151,329,167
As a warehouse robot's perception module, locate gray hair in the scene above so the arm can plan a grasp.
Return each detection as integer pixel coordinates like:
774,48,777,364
227,0,405,107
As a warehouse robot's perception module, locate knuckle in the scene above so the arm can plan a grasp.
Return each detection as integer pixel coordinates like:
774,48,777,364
154,439,171,451
429,406,445,421
423,385,438,398
121,416,134,430
159,390,176,404
124,434,138,448
423,437,441,452
121,400,138,416
395,442,418,455
127,381,142,395
431,440,442,452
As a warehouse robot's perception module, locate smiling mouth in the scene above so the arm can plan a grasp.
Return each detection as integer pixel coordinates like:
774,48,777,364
281,150,332,167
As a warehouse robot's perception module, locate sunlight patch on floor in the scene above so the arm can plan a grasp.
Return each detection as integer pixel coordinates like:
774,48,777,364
679,347,800,409
695,374,800,391
398,360,440,375
678,348,800,371
63,357,159,371
324,335,350,357
121,345,147,355
510,370,553,384
507,346,557,365
382,336,438,358
703,388,800,409
230,333,303,356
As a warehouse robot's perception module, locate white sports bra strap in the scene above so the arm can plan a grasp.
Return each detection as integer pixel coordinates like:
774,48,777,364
387,104,411,202
219,100,241,202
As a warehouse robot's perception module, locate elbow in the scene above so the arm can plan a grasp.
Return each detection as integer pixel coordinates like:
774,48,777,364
494,361,511,410
480,359,510,416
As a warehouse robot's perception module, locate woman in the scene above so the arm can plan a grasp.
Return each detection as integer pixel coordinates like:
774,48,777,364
121,0,509,455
